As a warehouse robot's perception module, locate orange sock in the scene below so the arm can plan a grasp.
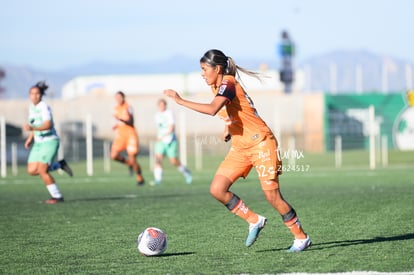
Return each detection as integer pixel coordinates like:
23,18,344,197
231,200,259,224
285,217,306,239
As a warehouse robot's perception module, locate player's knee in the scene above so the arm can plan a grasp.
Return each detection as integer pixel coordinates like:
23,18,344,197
169,158,180,166
209,183,227,200
27,166,38,175
110,150,119,160
211,175,233,198
209,184,220,199
155,156,162,166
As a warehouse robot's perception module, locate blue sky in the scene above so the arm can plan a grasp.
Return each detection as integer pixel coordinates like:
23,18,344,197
0,0,412,71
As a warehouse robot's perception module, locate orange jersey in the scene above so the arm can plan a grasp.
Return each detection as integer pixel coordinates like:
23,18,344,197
113,101,139,154
212,75,271,148
114,102,136,134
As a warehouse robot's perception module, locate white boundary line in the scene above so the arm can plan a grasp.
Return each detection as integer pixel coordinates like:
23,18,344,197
276,272,414,275
0,176,115,185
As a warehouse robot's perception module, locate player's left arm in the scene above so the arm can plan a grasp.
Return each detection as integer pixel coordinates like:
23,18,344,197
164,89,228,116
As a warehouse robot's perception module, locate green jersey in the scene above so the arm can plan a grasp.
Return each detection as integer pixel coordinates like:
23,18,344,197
155,110,176,144
28,101,58,143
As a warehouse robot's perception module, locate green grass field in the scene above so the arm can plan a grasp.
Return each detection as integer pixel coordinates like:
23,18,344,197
0,150,413,274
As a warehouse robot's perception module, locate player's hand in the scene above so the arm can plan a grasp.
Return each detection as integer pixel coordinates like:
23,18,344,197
222,130,231,142
23,123,32,131
222,126,231,142
164,89,182,103
24,138,33,149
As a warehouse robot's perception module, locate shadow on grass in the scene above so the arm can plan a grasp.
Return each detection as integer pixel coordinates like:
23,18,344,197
68,196,137,202
256,233,414,253
67,192,205,203
310,233,414,250
153,252,195,257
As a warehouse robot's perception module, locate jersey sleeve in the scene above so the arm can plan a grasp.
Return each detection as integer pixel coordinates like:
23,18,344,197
166,110,175,125
216,78,236,102
40,102,52,122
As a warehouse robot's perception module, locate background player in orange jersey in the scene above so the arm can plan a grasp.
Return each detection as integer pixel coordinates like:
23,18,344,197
111,91,145,186
164,49,311,252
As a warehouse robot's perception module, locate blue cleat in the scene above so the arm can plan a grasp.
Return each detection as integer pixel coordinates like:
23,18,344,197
288,235,312,252
245,215,267,247
59,159,73,177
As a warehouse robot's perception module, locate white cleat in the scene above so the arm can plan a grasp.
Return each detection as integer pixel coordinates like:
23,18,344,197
288,234,312,252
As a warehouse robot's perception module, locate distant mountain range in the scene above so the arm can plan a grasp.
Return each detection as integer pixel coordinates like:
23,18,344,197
0,50,412,99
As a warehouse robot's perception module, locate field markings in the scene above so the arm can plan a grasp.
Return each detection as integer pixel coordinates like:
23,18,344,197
277,272,414,275
0,176,115,185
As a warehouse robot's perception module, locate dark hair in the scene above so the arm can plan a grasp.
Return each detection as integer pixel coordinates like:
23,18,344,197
31,81,48,96
200,49,260,81
116,91,125,99
158,98,167,106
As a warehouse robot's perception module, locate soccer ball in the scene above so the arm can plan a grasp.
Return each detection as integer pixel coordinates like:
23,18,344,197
137,227,168,256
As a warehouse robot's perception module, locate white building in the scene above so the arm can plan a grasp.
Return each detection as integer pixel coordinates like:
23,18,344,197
62,69,305,99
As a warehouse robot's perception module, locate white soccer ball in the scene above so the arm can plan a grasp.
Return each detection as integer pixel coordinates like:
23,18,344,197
137,227,168,256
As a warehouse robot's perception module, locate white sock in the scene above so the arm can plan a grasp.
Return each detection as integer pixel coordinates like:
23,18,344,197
46,183,63,198
178,165,190,175
154,167,163,182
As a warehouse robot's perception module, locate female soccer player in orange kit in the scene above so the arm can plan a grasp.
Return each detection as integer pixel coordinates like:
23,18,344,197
164,49,311,251
111,91,145,186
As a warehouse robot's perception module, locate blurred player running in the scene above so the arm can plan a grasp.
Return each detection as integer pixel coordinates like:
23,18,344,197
152,98,192,185
111,91,145,186
24,81,73,204
164,49,311,251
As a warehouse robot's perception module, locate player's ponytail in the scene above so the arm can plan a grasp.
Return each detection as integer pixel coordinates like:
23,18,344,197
200,49,261,81
32,81,48,96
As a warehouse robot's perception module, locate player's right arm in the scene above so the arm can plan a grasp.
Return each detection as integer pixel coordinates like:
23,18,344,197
23,120,52,132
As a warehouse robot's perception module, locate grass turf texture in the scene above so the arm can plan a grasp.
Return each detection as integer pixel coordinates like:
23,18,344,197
0,151,413,274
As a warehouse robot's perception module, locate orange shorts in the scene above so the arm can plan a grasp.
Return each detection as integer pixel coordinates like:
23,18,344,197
112,128,140,155
216,133,282,190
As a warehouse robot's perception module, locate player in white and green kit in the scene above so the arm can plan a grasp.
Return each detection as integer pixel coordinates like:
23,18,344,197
24,82,73,204
153,99,192,185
